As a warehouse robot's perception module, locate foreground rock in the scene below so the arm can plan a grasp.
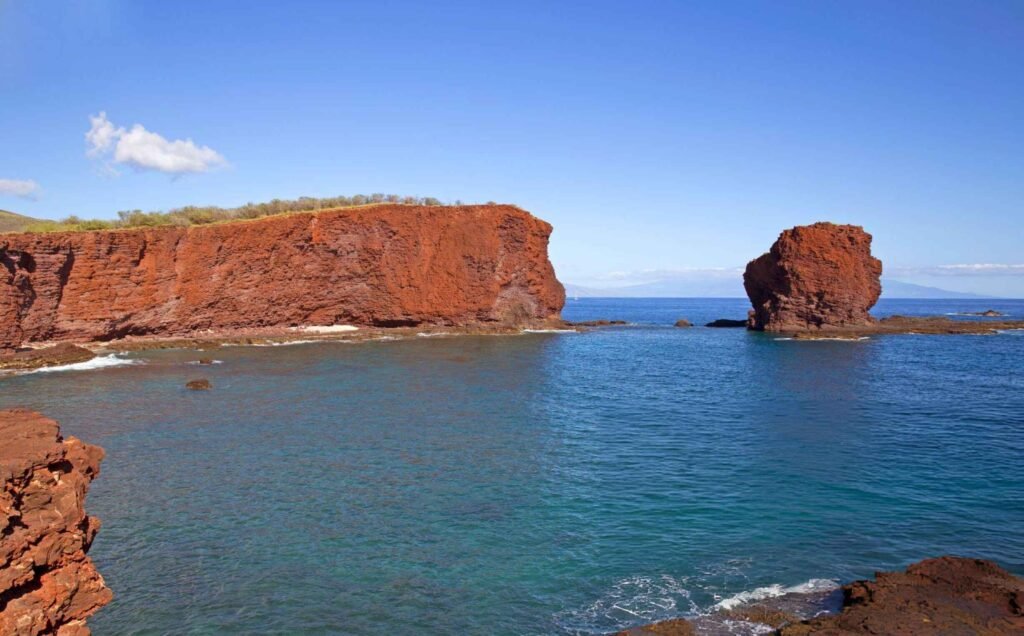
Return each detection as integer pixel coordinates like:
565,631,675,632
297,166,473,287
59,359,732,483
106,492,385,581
674,319,692,328
0,204,564,349
0,343,96,371
780,557,1024,634
186,378,212,390
745,223,882,332
622,556,1023,635
0,410,111,635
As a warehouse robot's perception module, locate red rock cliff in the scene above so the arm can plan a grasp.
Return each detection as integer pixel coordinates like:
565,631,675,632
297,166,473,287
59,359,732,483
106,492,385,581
0,204,565,348
0,410,111,636
744,223,882,332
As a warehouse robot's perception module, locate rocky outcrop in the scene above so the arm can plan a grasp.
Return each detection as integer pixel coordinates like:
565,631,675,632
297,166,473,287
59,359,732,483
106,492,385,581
0,204,565,349
621,557,1023,635
0,410,111,635
744,223,882,332
0,344,96,372
779,557,1024,635
705,319,747,328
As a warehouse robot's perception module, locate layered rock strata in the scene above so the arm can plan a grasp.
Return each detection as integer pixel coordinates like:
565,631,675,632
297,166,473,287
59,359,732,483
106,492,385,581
0,204,565,350
744,223,882,331
0,410,111,635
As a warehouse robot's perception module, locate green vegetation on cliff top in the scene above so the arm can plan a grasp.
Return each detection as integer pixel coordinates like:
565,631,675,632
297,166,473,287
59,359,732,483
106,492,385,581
0,210,43,233
4,194,470,234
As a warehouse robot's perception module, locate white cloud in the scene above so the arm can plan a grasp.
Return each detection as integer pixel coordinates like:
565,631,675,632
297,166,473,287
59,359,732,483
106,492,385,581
85,112,227,175
85,112,120,156
888,264,1024,277
0,178,40,199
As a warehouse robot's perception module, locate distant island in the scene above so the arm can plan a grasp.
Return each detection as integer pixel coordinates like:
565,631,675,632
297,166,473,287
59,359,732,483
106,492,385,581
565,278,998,300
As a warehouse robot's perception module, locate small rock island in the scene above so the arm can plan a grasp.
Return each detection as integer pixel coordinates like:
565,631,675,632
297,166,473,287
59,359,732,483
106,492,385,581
743,222,1024,337
744,222,882,332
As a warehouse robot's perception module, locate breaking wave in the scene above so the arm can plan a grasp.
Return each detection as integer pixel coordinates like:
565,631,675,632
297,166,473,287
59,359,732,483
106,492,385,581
556,573,839,635
29,354,140,374
774,337,870,342
713,578,839,610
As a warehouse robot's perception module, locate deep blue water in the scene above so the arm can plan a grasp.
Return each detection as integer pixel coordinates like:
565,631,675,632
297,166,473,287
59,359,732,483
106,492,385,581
1,298,1022,635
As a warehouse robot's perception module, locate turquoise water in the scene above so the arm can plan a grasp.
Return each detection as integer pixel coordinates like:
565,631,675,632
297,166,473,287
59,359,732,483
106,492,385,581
1,298,1022,635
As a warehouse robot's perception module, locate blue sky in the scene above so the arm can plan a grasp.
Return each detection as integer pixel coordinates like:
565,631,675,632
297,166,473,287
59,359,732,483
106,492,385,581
2,0,1022,295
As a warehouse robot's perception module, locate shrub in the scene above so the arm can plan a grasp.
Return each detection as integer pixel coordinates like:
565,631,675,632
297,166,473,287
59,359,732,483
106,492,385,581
13,195,495,233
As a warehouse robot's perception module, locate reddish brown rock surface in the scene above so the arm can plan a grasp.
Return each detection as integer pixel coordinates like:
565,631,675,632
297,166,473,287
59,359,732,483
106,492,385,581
0,409,111,635
623,557,1024,635
744,223,882,332
0,204,565,349
779,557,1024,635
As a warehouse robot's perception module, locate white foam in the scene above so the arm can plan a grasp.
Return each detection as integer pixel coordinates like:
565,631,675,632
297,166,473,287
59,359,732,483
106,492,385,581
288,325,359,334
523,328,578,334
774,337,870,342
416,332,452,338
713,578,839,611
252,339,322,347
186,360,224,365
29,354,140,374
555,574,696,630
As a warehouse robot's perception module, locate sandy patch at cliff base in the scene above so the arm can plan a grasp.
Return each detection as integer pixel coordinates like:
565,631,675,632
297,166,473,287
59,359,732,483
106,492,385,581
288,325,360,334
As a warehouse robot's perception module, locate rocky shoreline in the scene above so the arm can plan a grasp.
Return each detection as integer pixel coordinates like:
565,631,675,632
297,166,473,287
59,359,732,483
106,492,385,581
4,312,1022,373
0,410,111,635
619,556,1024,635
0,321,580,373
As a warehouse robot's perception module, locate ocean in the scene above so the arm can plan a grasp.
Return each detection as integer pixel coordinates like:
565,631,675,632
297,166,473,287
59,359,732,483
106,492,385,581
2,298,1022,635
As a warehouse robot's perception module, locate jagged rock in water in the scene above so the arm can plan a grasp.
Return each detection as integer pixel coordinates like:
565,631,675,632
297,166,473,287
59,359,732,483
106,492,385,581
705,319,746,328
744,223,882,332
0,409,111,635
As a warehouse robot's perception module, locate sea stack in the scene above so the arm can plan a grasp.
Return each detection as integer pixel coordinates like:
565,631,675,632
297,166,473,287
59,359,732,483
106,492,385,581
744,222,882,331
0,204,565,348
0,410,111,635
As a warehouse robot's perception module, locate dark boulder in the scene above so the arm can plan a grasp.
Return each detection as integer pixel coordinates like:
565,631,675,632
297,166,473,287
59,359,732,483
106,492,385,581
706,319,747,328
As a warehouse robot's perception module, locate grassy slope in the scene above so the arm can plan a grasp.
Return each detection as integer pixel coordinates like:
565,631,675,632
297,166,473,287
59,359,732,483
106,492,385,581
0,210,42,233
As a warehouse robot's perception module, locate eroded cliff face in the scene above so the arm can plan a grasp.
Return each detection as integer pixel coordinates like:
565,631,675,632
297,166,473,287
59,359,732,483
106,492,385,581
0,410,111,636
744,223,882,332
0,204,565,348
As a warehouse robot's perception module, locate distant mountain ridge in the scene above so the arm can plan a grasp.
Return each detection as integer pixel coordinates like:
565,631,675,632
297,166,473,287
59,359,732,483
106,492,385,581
0,210,42,233
564,278,998,299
